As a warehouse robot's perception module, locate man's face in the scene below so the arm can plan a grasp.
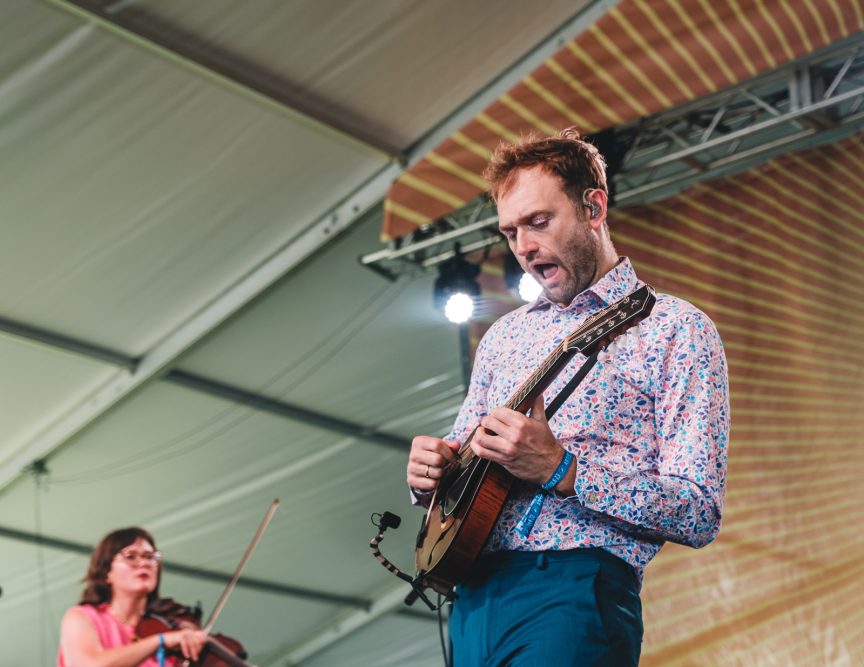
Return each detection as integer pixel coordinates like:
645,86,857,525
497,167,599,306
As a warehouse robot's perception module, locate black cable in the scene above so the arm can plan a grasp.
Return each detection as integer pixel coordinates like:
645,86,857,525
437,594,451,667
369,514,413,586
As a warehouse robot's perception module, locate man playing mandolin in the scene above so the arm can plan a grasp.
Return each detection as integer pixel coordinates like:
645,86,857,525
407,128,729,666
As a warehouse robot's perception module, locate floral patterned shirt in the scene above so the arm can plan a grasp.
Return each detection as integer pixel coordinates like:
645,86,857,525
438,258,729,579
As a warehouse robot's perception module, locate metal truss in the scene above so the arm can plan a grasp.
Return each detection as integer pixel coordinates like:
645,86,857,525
614,33,864,205
361,34,864,279
360,196,501,281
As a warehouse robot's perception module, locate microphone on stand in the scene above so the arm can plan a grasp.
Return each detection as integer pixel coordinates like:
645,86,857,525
369,511,436,610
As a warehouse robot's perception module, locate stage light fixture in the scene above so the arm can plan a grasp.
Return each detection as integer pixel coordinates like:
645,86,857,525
434,251,481,324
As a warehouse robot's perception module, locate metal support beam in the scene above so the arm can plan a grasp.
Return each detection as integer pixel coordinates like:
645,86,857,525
0,322,407,454
360,215,498,266
0,161,400,495
613,37,864,202
0,525,369,608
44,0,400,159
639,85,862,170
0,316,137,371
165,370,408,451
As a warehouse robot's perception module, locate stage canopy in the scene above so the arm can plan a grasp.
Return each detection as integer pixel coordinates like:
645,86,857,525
0,1,862,665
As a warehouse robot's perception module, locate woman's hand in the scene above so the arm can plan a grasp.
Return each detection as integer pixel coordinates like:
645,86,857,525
164,627,209,661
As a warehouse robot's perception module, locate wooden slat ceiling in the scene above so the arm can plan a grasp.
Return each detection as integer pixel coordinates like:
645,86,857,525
382,0,864,239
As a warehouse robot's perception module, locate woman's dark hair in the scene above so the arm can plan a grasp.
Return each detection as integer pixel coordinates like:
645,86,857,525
79,527,161,606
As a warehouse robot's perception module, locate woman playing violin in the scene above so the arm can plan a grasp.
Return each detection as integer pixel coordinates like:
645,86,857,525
58,527,208,667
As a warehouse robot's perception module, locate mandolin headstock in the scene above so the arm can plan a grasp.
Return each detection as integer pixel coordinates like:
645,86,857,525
566,285,656,356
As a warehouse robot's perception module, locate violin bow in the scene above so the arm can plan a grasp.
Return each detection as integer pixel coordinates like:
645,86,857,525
201,498,280,635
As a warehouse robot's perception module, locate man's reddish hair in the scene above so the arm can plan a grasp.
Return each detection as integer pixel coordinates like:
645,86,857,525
483,127,608,206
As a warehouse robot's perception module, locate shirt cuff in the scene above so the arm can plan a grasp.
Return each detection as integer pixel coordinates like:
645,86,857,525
409,487,433,507
573,457,615,513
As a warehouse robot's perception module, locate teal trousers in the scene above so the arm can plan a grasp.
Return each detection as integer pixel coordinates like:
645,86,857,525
449,548,643,666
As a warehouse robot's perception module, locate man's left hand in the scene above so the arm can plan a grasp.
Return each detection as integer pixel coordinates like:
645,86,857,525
471,393,569,487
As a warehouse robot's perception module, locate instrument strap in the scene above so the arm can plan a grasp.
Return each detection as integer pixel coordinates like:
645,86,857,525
543,350,601,421
511,350,600,538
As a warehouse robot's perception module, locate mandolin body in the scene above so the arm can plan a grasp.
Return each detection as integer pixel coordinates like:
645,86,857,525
415,454,514,596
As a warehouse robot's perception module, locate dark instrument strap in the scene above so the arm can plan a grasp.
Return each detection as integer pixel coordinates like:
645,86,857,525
543,350,601,421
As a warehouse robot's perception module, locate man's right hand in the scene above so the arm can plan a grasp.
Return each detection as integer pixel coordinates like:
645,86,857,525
407,436,461,492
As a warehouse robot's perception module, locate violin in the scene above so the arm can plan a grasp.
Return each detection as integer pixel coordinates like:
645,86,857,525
137,598,255,667
136,499,278,667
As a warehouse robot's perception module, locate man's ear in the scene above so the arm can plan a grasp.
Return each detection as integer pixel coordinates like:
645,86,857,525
582,189,608,229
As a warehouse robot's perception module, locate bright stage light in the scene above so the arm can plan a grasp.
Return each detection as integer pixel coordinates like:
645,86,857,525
518,273,542,302
444,292,475,324
434,250,481,324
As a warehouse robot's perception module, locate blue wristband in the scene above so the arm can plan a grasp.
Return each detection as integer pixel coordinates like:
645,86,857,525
156,633,165,667
515,450,574,538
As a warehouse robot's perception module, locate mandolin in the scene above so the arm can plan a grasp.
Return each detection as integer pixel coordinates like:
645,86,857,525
414,285,656,597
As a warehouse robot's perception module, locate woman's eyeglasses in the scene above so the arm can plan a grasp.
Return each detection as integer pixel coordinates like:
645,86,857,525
115,549,163,566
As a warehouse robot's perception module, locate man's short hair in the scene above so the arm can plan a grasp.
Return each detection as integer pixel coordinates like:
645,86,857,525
483,127,608,206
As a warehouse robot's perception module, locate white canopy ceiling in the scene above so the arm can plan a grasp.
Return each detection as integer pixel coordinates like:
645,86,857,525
0,0,598,664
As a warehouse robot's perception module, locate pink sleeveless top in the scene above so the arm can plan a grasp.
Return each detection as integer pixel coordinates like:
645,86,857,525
58,604,176,667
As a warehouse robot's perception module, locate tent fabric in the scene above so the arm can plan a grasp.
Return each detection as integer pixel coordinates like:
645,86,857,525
1,3,603,663
382,0,864,240
464,130,864,664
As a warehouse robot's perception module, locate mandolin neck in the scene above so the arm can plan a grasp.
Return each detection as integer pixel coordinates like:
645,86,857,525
456,340,576,462
452,284,656,463
504,341,576,414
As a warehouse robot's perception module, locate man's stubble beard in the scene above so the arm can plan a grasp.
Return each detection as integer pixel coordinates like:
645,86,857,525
544,225,600,306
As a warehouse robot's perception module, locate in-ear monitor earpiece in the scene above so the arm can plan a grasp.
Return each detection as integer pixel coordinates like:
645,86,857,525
582,188,601,218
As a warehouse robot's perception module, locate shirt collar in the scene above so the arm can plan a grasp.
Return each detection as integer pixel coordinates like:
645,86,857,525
527,257,639,312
